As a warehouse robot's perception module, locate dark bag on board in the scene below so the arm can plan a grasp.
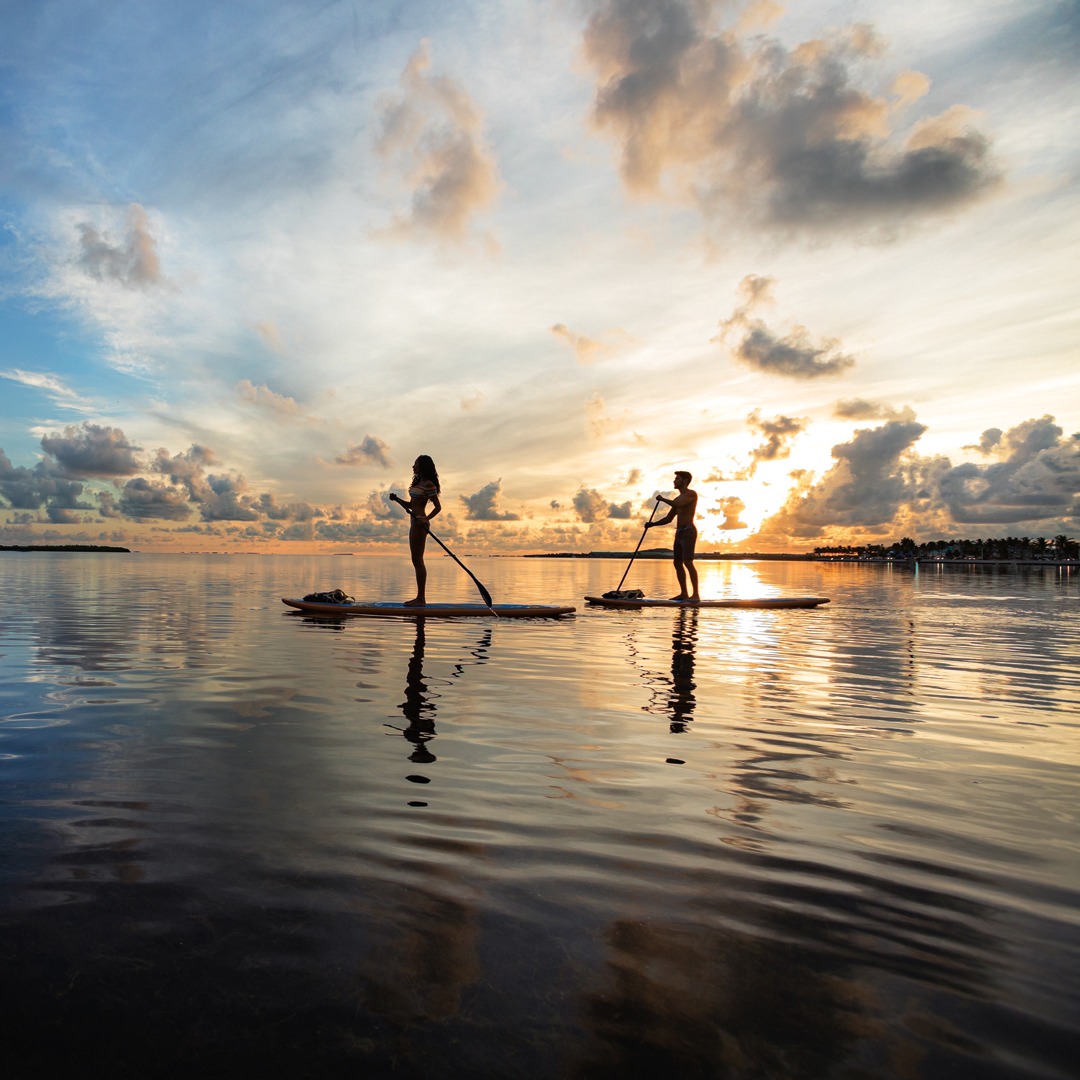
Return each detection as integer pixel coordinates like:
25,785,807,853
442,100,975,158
302,589,354,604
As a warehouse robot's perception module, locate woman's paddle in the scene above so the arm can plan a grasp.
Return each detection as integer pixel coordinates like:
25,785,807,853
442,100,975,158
609,497,662,595
389,493,498,615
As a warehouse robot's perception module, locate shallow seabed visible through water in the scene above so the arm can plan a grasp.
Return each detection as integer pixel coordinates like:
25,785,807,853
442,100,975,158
1,552,1078,1078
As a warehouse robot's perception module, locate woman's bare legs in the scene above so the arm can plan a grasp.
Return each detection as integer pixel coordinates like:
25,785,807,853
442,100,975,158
404,521,428,605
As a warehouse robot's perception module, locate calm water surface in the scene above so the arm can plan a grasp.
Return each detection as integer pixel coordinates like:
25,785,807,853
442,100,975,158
1,552,1077,1078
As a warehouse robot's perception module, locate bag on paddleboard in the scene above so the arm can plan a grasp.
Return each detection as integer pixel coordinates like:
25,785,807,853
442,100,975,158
602,589,645,599
302,589,354,604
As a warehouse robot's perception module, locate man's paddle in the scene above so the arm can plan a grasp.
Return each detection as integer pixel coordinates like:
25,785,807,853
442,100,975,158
389,493,498,615
610,497,662,595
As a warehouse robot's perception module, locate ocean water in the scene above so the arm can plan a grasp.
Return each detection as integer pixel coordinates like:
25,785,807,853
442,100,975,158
1,551,1077,1078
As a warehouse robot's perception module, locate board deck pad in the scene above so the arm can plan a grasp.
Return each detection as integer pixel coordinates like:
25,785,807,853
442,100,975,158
584,595,829,609
283,598,575,618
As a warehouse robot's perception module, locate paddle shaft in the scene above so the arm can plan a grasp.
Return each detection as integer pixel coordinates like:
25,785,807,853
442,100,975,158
389,494,497,612
615,498,662,592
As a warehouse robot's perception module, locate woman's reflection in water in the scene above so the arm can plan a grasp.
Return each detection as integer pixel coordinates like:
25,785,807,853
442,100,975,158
389,619,493,787
667,608,698,733
400,620,437,765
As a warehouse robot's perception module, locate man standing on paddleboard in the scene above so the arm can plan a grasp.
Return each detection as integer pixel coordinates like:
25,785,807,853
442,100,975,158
644,470,700,602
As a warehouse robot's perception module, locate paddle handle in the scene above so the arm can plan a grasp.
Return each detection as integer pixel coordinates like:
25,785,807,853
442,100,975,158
389,493,497,613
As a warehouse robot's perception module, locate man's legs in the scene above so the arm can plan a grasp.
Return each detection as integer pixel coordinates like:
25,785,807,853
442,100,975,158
673,527,700,601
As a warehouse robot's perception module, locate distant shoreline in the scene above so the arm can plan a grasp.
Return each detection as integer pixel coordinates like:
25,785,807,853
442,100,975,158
525,550,1078,566
0,544,131,553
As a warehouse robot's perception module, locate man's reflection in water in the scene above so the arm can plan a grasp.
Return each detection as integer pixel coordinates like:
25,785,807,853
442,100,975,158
667,608,698,733
390,619,492,768
635,609,699,733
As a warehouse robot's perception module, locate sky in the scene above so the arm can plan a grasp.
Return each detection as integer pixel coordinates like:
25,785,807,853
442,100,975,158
1,0,1078,553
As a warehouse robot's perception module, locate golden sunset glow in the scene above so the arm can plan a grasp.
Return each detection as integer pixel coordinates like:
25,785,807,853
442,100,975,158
1,1,1077,553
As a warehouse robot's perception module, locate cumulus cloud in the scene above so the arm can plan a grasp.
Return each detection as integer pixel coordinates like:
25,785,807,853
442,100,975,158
757,413,1080,544
748,410,807,466
758,418,929,538
75,203,163,287
376,40,501,241
0,449,93,522
150,445,264,521
834,398,916,422
571,487,632,522
237,380,302,416
716,495,747,530
583,0,997,235
334,435,393,468
40,422,143,478
715,275,855,379
153,445,217,501
573,487,610,523
256,495,323,522
550,322,637,364
939,416,1080,525
118,477,192,521
965,427,1003,455
461,479,520,520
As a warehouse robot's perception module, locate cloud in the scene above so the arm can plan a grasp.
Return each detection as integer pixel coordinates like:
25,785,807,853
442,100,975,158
461,479,519,520
573,487,610,523
0,448,94,522
152,445,217,501
748,410,807,466
334,435,393,468
964,427,1003,455
376,41,501,241
715,275,855,379
256,495,323,522
716,495,747,530
201,473,261,521
550,322,637,364
757,418,929,537
571,487,632,522
585,392,632,437
117,477,192,521
0,369,94,413
150,445,263,521
757,414,1080,544
236,380,302,416
582,0,998,235
834,398,916,422
75,203,163,287
938,416,1080,525
40,422,143,478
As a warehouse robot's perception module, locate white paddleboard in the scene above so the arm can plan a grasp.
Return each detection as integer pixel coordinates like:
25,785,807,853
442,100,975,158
283,598,575,618
584,595,829,609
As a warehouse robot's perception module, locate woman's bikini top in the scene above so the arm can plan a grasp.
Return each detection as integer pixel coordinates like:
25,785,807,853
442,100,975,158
409,480,437,499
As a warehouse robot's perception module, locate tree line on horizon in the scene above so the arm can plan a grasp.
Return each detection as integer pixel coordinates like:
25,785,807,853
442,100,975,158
813,535,1078,560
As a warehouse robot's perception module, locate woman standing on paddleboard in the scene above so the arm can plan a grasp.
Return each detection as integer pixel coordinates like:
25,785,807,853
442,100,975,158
403,455,442,606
